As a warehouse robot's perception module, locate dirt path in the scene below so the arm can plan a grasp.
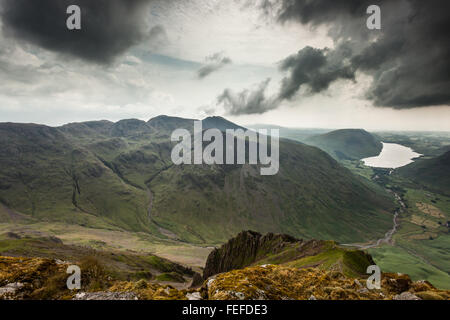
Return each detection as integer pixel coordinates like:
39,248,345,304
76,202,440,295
146,186,179,240
341,191,402,249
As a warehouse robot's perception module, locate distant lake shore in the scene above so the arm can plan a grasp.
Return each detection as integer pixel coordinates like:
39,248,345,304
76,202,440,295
362,142,422,169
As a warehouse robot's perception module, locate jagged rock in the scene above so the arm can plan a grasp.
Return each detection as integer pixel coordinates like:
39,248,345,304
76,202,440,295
73,291,138,300
393,292,421,300
0,282,24,298
357,287,369,294
189,272,203,288
382,273,412,293
410,280,434,292
354,279,363,288
186,292,202,300
203,230,307,279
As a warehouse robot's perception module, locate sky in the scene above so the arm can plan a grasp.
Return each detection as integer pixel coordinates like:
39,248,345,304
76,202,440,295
0,0,449,131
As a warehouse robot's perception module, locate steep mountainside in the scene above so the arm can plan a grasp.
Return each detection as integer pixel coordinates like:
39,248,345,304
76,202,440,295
0,116,395,244
398,151,450,196
306,129,382,160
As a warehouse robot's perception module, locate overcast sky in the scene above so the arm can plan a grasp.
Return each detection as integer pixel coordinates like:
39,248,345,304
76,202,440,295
0,0,449,131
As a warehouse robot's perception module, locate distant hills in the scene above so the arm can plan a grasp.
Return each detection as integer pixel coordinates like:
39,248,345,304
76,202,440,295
249,126,384,161
0,116,395,244
248,124,330,143
306,129,383,161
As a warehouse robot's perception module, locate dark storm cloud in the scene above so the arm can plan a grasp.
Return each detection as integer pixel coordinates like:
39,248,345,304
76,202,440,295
217,78,279,115
279,44,355,100
219,45,355,116
197,52,232,79
222,0,450,115
273,0,450,109
0,0,157,64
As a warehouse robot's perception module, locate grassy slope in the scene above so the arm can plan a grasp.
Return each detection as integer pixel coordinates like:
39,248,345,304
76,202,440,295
255,241,375,278
369,245,450,290
398,151,450,196
306,129,382,160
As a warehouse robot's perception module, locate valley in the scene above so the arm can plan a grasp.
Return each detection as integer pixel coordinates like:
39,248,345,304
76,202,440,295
0,117,448,297
268,127,449,289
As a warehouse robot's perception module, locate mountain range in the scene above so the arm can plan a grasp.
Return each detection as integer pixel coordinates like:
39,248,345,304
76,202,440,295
0,116,395,244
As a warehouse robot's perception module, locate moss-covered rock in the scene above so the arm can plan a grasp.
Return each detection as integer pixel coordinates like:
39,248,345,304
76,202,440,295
1,255,448,300
201,264,450,300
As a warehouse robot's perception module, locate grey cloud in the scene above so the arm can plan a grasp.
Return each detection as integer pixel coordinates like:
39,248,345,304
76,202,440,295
197,52,232,79
279,45,355,100
0,0,156,65
217,78,279,115
217,45,355,115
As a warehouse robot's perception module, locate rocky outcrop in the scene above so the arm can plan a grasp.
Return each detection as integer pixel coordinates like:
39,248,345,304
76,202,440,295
0,282,24,299
201,264,450,300
203,230,327,279
1,254,448,300
189,272,203,288
73,291,138,300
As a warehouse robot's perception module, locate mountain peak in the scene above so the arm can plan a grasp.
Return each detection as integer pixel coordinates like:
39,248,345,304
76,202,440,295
201,116,245,131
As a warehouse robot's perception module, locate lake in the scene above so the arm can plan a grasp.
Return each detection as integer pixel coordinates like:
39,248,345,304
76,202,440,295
362,142,422,169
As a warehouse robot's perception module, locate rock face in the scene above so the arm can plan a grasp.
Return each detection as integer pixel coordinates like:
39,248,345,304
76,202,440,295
203,231,303,279
0,282,24,299
189,272,204,288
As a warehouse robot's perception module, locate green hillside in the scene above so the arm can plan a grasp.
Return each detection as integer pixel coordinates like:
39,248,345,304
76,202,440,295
0,116,395,244
306,129,382,161
398,151,450,196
